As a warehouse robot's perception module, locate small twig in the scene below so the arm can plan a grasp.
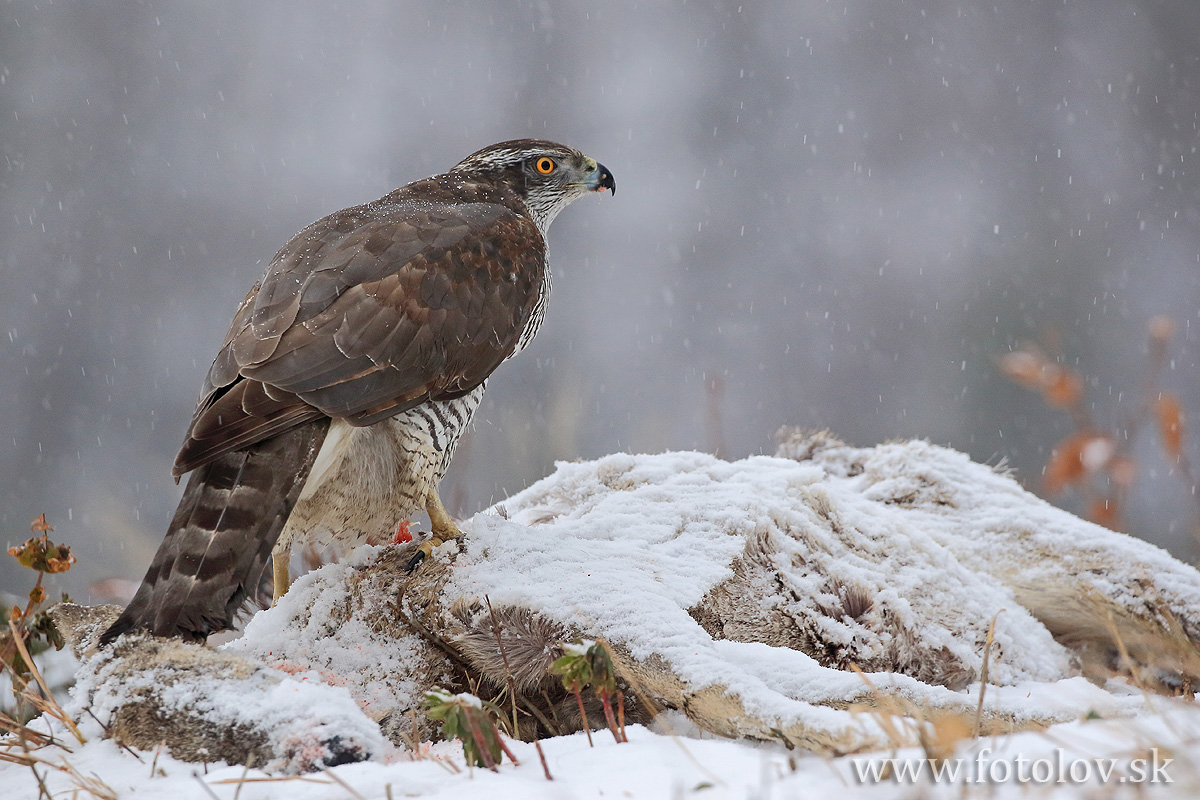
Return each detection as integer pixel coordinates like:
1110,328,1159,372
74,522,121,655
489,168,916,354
0,749,59,768
1104,609,1152,697
0,709,55,749
667,732,729,789
57,755,118,800
231,754,255,800
462,710,498,771
435,755,463,775
150,741,164,777
403,704,462,775
599,689,622,743
586,641,629,744
974,610,1002,737
847,662,914,748
1,747,114,799
395,706,425,755
572,685,593,747
209,776,331,785
29,763,51,800
83,708,141,762
617,689,627,742
534,739,553,781
392,589,477,679
0,750,36,768
192,774,222,800
17,690,74,733
598,644,661,724
540,688,565,733
512,691,559,737
322,767,368,800
494,732,521,767
8,618,84,744
484,595,520,736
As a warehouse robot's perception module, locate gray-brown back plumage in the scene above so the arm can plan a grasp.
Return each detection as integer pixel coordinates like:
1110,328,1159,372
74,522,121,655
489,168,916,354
101,140,613,645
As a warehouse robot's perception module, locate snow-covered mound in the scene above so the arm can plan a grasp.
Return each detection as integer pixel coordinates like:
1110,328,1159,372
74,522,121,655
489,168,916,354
14,432,1200,797
48,603,386,772
219,431,1200,756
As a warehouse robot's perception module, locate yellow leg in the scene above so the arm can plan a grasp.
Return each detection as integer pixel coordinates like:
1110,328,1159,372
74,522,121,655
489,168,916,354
406,485,464,570
272,547,290,605
426,488,463,545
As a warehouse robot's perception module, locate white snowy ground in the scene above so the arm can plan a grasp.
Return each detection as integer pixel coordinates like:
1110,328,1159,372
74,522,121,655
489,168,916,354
6,441,1200,798
6,703,1199,798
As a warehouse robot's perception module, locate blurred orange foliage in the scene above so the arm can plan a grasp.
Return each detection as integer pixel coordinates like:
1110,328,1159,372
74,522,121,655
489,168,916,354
996,315,1194,534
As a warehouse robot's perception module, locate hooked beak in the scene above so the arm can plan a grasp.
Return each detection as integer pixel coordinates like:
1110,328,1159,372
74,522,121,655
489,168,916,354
581,157,616,196
593,162,616,196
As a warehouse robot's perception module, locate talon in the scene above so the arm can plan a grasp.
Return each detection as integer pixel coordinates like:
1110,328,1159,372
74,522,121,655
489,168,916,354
404,531,452,573
405,542,431,572
405,487,464,572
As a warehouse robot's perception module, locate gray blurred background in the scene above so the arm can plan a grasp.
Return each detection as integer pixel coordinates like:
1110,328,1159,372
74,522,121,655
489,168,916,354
3,1,1200,600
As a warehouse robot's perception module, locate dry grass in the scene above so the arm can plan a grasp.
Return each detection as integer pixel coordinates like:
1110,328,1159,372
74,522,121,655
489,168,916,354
973,610,1002,737
0,747,118,800
845,612,1024,764
6,618,84,745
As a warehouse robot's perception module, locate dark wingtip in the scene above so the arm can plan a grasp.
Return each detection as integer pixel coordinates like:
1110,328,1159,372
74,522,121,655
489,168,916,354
98,615,211,648
98,616,134,648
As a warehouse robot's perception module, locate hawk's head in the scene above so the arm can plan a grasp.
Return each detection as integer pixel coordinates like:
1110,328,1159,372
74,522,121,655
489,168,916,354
450,139,615,233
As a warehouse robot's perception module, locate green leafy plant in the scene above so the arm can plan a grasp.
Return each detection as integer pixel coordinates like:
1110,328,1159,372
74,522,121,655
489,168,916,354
422,690,519,771
550,638,627,744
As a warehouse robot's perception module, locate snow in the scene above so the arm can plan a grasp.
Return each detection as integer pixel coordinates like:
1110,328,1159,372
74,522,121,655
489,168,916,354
64,628,389,772
7,710,1199,798
6,439,1200,797
440,447,1150,731
233,545,443,721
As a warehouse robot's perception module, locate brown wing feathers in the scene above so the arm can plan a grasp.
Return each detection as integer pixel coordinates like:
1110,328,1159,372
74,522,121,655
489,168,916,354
173,380,322,476
102,192,545,644
174,200,542,474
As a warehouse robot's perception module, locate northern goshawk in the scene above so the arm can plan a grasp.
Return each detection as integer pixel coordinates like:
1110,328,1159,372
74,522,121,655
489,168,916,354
101,139,614,645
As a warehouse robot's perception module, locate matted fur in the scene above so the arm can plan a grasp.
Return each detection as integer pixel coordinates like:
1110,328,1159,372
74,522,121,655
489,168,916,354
779,428,1200,688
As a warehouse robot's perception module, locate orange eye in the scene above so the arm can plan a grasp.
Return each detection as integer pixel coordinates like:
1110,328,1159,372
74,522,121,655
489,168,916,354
535,157,556,175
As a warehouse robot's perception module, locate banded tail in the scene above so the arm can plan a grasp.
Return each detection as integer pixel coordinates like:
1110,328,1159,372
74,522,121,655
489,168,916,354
100,420,329,646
